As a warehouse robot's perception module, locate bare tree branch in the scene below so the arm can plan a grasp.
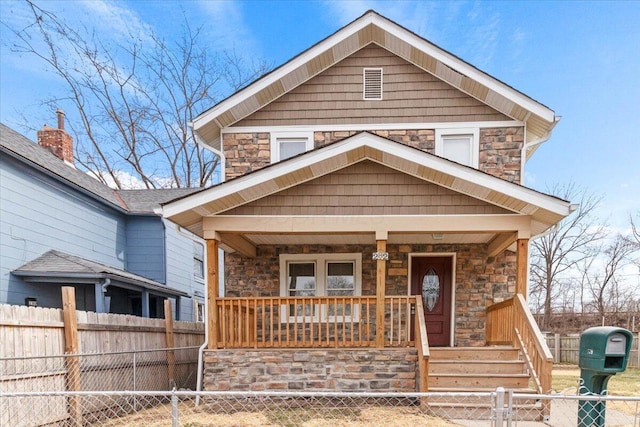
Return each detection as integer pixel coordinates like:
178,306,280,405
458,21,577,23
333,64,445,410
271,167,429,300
529,182,606,329
2,1,270,188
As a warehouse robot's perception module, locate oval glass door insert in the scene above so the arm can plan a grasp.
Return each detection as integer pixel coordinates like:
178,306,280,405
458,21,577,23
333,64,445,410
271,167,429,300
422,268,440,311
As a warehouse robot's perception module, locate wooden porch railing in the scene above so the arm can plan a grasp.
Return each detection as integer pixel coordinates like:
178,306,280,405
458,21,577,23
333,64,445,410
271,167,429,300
486,294,553,395
215,296,417,349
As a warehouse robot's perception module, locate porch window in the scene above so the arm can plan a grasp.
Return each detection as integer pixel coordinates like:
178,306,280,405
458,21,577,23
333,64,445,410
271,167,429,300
435,128,479,168
280,253,362,322
270,131,314,163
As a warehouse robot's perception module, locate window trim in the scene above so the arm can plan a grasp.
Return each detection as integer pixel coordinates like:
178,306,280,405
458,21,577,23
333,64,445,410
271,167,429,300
435,128,479,168
363,67,383,100
193,241,205,282
270,131,314,163
279,253,362,322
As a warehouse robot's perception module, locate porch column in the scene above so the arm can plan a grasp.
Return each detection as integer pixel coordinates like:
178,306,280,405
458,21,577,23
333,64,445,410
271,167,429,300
206,238,220,349
374,234,388,348
516,238,529,298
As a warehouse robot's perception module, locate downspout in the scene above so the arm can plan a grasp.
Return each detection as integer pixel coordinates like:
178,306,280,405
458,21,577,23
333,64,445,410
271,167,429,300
173,224,209,405
188,123,226,184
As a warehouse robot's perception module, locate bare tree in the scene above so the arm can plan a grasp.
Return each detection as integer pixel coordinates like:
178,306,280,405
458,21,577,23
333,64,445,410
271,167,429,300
629,212,640,248
529,183,605,330
579,235,637,320
3,1,268,188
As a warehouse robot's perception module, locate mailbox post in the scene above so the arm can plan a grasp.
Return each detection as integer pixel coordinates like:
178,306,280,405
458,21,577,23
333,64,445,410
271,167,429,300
577,326,633,427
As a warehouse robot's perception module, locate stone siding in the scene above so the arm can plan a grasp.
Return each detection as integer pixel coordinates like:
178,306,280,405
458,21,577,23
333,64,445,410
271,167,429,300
223,132,270,180
222,127,522,182
224,244,516,347
479,127,524,183
204,348,417,392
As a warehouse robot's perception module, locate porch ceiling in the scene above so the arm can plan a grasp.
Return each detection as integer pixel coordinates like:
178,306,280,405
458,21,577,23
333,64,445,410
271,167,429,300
207,215,526,257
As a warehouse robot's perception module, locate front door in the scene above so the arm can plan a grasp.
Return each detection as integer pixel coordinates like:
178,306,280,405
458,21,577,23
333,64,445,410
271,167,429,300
411,256,452,347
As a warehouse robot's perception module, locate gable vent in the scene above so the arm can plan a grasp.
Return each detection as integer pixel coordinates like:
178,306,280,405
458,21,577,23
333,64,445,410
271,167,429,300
363,68,383,100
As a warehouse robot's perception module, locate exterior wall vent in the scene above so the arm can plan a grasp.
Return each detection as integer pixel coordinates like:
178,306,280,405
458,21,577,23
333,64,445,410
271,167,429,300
363,68,383,100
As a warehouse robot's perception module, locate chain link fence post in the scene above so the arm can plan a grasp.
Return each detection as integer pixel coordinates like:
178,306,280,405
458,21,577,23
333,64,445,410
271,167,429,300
493,387,505,427
171,388,178,427
132,352,137,412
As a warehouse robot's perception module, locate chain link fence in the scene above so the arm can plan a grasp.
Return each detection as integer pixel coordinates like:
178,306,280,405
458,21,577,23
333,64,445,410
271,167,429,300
0,346,200,425
1,389,638,426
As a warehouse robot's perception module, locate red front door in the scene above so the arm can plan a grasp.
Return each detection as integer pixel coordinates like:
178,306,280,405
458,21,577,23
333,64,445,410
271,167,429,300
411,256,452,347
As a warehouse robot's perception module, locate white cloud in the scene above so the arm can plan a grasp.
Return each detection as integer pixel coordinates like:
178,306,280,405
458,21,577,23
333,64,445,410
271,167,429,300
77,0,154,43
87,169,147,189
196,0,257,52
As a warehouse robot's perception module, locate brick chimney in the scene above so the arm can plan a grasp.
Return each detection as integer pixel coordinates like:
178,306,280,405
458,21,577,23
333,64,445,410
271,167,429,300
37,109,74,165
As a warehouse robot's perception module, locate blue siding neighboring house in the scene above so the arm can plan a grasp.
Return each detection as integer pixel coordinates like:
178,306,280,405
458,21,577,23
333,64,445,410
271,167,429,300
0,120,204,320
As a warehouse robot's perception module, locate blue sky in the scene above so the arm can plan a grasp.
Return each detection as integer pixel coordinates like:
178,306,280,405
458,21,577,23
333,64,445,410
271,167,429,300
1,0,639,230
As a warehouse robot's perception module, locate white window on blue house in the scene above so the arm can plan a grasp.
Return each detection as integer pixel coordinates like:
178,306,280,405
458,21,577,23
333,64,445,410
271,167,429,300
193,241,204,281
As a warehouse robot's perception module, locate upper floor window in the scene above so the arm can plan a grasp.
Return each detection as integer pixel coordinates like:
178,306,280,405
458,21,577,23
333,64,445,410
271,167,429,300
270,131,314,163
435,128,479,168
363,68,383,100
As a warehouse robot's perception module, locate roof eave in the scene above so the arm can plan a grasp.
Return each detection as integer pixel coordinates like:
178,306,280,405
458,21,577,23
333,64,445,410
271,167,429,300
163,132,571,225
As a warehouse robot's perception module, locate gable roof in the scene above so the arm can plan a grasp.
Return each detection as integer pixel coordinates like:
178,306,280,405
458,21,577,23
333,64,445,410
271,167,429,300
192,10,557,150
1,123,200,214
12,250,189,297
163,132,571,238
1,123,126,209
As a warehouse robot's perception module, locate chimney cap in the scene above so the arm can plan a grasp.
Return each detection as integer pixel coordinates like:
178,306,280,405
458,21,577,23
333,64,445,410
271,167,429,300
56,109,65,130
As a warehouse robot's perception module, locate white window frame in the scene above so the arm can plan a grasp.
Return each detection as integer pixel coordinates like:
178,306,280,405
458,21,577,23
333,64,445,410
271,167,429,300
435,128,480,168
363,67,383,100
193,241,205,282
270,131,314,163
279,253,362,322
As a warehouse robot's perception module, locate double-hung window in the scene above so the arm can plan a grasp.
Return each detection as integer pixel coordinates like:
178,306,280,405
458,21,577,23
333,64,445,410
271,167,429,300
435,128,479,168
270,131,314,163
280,253,362,322
193,241,205,281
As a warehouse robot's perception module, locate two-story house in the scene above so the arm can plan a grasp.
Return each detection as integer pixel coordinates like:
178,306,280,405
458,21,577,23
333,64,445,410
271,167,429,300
0,115,205,320
161,10,572,414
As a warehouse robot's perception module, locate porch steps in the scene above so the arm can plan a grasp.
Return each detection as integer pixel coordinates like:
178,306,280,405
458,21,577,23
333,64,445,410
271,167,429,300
426,346,543,421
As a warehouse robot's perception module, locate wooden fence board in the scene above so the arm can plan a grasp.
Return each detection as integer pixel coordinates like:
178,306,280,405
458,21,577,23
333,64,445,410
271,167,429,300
1,303,204,426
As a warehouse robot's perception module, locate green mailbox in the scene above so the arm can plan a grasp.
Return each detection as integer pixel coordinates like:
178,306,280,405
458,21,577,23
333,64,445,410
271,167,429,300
577,326,633,427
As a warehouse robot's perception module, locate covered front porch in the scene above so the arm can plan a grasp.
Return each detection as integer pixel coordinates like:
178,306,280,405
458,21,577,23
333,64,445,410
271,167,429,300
161,133,571,403
202,232,549,395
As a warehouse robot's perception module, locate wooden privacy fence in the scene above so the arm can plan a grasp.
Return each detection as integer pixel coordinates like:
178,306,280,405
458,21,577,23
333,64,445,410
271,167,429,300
0,287,205,426
0,290,204,359
545,332,640,368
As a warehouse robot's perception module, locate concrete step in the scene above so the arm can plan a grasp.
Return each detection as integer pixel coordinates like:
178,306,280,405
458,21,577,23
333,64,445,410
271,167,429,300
426,401,544,422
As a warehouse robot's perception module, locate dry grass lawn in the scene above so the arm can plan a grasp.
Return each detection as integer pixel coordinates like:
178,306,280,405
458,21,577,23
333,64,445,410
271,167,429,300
98,403,461,427
552,366,640,395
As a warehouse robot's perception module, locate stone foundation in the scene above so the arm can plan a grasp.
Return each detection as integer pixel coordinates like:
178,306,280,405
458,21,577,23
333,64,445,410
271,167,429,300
204,348,417,392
